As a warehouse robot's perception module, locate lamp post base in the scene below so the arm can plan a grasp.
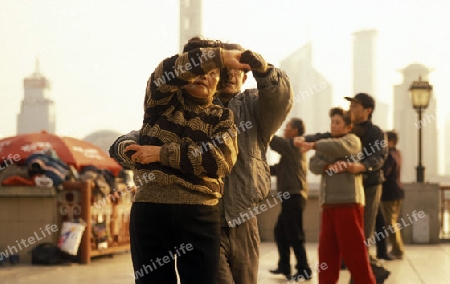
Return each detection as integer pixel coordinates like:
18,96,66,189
416,165,425,183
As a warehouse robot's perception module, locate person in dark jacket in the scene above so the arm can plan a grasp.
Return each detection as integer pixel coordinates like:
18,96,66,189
268,118,311,280
345,94,388,245
379,130,405,259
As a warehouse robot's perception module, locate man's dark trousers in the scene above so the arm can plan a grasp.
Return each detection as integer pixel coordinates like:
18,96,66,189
274,194,310,275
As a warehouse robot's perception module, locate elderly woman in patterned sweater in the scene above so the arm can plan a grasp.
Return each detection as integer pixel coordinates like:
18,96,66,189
111,38,249,284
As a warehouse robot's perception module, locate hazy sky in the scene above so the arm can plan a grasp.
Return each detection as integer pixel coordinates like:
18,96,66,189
1,0,449,166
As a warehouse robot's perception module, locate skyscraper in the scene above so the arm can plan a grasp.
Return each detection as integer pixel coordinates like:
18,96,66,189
280,42,333,134
279,43,333,183
352,29,389,129
353,29,377,95
179,0,203,52
17,59,56,134
393,64,438,182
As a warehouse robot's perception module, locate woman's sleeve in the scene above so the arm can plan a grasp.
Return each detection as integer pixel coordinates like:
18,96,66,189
309,153,329,175
159,108,238,179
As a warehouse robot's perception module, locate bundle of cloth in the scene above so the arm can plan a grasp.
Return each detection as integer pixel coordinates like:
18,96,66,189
26,152,70,187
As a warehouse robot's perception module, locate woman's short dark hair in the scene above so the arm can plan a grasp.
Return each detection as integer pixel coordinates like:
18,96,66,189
386,130,399,145
182,37,247,92
290,118,305,136
329,107,352,126
183,37,224,52
183,36,245,52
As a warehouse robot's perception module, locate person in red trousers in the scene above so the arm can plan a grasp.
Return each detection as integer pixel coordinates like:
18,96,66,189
296,107,375,284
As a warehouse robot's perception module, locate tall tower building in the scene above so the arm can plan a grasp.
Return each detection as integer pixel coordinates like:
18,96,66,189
280,43,333,134
353,29,377,95
352,29,388,129
393,64,438,182
179,0,203,52
17,59,56,134
279,43,333,183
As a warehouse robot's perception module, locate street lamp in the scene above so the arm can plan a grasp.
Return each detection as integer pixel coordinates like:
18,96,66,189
409,77,433,182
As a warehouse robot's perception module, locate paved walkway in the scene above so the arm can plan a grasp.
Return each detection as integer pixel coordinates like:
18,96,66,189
1,242,449,283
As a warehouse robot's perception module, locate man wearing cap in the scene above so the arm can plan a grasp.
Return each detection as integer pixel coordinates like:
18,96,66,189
343,93,387,245
296,93,389,283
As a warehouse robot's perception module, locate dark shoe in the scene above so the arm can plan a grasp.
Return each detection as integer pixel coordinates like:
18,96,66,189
269,268,290,276
389,252,404,259
287,269,313,282
376,270,391,284
377,254,395,261
371,263,391,284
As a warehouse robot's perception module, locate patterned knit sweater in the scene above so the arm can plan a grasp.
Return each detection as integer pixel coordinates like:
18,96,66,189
113,47,238,206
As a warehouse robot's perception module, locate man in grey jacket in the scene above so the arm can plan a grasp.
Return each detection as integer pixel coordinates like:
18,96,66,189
215,49,293,284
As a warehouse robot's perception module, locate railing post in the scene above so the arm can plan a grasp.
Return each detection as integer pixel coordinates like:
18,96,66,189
79,181,91,264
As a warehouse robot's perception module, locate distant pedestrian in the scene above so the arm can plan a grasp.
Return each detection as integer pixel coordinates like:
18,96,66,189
380,130,405,259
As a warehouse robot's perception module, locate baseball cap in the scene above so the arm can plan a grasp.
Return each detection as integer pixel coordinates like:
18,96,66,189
344,93,375,109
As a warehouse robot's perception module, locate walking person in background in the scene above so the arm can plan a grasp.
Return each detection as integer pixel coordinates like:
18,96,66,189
379,130,405,259
297,107,376,284
109,37,248,284
268,118,312,281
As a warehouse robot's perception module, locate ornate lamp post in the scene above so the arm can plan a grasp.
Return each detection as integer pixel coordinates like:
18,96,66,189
409,77,433,182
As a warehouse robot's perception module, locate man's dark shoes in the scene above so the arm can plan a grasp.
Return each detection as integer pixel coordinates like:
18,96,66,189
287,268,313,282
349,264,390,284
389,252,404,259
270,268,290,277
377,254,395,261
371,263,391,284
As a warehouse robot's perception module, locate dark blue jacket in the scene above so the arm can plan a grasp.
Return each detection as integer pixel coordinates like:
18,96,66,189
381,147,404,201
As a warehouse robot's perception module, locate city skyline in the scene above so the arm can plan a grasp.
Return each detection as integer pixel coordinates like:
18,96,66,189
1,0,449,175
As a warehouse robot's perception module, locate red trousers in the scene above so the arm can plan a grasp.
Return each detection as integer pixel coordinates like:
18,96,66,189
318,205,375,284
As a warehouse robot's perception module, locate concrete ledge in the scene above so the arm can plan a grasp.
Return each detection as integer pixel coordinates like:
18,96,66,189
401,182,441,244
0,186,57,198
0,186,59,263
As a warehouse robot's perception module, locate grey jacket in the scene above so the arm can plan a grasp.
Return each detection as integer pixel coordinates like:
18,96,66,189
269,136,308,200
215,67,293,227
309,133,365,206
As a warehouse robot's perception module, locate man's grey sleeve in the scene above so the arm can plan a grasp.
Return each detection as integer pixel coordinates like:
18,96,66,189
254,66,293,144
